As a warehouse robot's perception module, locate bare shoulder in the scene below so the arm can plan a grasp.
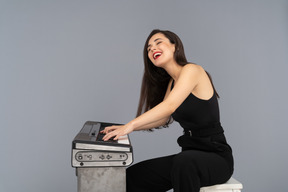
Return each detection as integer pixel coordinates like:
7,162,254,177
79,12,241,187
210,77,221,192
181,63,205,75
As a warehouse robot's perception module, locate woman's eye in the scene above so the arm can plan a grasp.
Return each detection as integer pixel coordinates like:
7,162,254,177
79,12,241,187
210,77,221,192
156,41,162,45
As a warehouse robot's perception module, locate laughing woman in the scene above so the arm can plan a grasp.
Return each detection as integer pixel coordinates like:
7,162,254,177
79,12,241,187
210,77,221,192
102,29,234,192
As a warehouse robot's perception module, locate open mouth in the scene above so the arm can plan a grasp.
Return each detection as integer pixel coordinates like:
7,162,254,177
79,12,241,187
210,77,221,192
153,52,162,60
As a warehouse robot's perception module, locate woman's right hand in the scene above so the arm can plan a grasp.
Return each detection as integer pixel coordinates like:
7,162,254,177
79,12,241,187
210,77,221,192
102,122,134,141
101,125,123,134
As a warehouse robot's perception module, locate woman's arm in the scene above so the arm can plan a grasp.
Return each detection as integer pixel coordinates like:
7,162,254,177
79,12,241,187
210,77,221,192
134,116,170,130
133,78,174,130
103,79,173,133
103,64,203,140
104,116,170,134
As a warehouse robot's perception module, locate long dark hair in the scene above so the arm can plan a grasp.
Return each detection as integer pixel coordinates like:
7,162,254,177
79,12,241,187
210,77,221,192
136,29,218,128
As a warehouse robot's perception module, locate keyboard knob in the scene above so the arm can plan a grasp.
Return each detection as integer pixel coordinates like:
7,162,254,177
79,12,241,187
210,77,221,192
99,154,105,160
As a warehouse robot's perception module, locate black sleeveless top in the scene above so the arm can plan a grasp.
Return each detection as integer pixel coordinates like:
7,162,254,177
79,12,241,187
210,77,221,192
171,80,234,167
171,80,220,128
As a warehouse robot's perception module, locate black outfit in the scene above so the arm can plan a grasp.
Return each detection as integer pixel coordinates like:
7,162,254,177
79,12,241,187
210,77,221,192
127,80,234,192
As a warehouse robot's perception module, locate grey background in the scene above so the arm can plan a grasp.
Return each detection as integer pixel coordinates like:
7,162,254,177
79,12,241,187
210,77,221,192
1,0,287,192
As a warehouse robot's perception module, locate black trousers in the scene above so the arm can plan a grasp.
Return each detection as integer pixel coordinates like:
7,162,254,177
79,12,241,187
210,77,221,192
126,150,233,192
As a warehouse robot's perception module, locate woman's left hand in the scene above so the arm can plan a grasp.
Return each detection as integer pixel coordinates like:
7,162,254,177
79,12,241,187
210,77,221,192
102,123,134,141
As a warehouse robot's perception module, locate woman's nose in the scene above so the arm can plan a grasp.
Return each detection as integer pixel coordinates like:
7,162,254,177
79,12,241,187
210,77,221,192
150,45,156,51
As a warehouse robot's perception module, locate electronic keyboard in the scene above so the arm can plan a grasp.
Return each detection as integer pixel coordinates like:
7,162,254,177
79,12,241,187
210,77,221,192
71,121,133,167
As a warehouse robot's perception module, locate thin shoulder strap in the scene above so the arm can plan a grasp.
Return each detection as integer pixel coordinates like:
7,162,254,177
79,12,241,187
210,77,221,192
171,80,174,91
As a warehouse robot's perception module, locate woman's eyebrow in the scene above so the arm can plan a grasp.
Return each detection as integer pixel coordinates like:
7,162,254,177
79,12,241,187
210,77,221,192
147,38,163,49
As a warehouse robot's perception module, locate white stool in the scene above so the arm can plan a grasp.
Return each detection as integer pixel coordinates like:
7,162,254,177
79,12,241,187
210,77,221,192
200,177,243,192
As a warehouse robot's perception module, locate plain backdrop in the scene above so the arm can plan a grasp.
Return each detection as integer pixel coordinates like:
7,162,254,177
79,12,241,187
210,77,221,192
1,0,287,192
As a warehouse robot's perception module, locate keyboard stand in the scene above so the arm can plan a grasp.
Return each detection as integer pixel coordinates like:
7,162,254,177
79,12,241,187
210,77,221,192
76,167,126,192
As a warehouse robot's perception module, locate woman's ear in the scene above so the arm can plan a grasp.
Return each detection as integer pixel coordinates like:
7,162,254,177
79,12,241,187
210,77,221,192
172,44,176,53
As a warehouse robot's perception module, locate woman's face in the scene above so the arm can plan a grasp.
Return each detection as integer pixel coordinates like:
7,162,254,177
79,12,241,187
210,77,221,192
147,33,176,67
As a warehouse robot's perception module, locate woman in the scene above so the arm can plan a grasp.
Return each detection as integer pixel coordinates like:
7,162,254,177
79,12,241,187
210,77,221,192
102,29,234,192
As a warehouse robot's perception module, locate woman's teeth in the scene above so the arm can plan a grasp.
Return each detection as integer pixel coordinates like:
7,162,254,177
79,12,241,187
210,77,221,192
154,52,161,59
